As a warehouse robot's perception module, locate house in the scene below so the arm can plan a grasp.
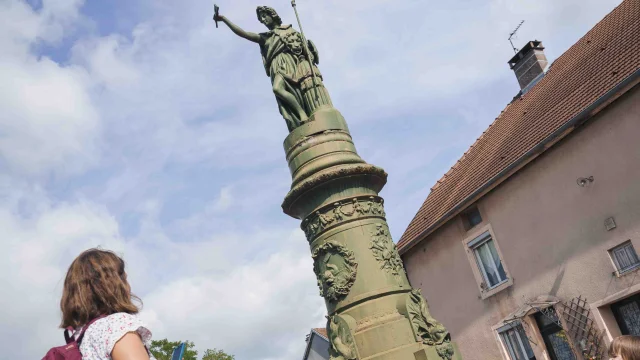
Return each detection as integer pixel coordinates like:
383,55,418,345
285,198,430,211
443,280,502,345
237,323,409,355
398,1,640,359
302,328,329,360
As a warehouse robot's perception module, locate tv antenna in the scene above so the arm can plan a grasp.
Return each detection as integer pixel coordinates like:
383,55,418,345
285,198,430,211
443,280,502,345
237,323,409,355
508,20,525,54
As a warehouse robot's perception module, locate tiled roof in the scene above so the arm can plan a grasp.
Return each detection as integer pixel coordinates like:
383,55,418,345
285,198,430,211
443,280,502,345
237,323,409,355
312,327,328,339
398,0,640,253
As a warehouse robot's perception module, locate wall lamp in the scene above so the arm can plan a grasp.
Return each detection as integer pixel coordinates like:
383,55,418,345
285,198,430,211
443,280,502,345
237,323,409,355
576,176,594,187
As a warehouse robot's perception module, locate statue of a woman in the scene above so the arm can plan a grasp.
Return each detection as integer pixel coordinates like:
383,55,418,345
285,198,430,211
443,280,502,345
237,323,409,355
214,6,331,132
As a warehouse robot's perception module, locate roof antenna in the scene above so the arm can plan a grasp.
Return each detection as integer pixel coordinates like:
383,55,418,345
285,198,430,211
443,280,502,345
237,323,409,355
508,20,525,54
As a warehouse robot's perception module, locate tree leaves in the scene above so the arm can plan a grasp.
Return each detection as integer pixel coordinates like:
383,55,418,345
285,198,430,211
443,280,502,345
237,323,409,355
149,339,234,360
149,339,197,360
202,348,235,360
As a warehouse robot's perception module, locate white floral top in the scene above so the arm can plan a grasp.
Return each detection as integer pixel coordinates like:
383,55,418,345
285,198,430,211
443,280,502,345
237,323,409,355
75,313,156,359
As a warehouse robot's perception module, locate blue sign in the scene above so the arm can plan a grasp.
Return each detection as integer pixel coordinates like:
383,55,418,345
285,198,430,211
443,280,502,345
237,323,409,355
170,343,186,360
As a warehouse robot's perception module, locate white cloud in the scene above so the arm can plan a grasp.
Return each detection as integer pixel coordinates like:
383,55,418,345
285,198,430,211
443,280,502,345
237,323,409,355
0,0,84,49
142,231,325,359
0,176,323,359
72,34,141,88
0,178,124,357
0,57,99,174
0,0,99,176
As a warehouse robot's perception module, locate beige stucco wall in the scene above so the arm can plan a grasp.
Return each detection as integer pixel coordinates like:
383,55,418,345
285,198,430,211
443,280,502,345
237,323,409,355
402,84,640,360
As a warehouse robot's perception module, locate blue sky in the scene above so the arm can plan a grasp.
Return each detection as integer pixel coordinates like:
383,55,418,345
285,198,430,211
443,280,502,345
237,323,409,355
0,0,623,358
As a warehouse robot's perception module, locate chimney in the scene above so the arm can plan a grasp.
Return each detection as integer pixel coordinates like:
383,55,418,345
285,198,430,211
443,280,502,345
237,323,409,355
508,40,548,92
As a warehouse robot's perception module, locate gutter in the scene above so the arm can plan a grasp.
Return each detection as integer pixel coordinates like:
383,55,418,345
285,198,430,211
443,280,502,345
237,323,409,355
399,67,640,255
301,330,313,360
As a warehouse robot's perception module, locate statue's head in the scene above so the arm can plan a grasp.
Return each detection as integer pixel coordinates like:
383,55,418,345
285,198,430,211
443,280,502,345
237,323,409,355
256,6,282,29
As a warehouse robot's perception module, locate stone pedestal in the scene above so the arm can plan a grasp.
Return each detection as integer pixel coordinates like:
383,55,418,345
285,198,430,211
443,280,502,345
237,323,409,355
281,107,462,360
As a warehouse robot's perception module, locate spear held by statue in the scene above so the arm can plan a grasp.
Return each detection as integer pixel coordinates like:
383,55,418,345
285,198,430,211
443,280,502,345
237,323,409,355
290,0,321,101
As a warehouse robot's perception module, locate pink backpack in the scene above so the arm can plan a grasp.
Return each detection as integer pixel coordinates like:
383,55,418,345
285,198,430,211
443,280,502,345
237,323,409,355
42,316,105,360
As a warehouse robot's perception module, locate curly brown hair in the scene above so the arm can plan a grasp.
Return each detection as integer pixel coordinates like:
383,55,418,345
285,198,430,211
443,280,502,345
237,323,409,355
60,248,141,328
609,335,640,360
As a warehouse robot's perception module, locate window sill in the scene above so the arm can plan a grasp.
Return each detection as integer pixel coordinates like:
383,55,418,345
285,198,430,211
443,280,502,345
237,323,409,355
614,263,640,277
480,278,513,299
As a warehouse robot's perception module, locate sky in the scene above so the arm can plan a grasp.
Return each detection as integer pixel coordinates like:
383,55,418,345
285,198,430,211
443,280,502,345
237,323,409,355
0,0,624,358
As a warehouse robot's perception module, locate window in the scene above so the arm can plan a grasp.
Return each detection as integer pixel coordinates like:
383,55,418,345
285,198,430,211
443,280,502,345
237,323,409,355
534,310,576,360
462,206,483,230
469,232,507,288
499,323,536,360
463,225,512,298
611,293,640,336
610,241,640,275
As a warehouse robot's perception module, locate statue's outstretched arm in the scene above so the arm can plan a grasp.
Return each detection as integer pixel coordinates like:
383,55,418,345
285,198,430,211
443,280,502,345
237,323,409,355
216,15,261,43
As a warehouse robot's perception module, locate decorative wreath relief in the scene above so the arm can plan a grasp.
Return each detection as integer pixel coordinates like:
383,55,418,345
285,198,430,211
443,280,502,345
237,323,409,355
369,223,405,279
312,241,358,303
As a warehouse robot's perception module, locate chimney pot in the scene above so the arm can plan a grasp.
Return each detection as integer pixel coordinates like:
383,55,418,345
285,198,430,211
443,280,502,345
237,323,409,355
508,40,549,92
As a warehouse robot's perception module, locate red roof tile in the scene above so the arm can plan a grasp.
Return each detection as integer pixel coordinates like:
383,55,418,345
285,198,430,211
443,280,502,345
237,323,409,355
313,327,328,339
398,0,640,253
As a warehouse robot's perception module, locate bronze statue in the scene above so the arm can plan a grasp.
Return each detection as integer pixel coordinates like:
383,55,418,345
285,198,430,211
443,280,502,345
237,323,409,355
214,6,331,132
212,4,460,359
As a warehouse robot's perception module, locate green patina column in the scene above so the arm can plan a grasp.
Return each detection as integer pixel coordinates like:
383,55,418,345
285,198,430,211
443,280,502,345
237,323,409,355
214,5,461,360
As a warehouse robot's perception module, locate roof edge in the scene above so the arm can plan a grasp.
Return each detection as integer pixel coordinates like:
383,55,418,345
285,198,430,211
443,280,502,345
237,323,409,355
399,67,640,255
301,330,313,360
312,328,329,341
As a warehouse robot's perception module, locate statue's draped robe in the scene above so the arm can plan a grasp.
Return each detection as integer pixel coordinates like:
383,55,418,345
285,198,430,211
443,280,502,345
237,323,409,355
259,25,305,132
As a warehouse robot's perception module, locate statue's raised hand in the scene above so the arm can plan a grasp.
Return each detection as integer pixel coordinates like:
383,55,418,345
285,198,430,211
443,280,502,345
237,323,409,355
213,4,223,27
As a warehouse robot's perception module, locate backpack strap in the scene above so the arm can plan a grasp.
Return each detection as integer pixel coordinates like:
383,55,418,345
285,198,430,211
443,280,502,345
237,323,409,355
63,326,75,344
64,315,107,345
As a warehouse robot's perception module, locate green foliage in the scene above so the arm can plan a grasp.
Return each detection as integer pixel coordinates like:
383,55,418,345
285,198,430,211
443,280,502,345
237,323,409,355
202,348,235,360
149,339,198,360
148,339,234,360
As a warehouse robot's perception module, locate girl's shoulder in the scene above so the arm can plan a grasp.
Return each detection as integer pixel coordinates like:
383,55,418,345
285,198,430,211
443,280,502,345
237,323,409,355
94,312,146,327
80,313,154,359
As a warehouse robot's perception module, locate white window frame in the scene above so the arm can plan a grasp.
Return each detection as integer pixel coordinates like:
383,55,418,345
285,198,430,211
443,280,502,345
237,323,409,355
609,240,640,276
495,322,535,360
463,224,512,299
470,234,508,289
